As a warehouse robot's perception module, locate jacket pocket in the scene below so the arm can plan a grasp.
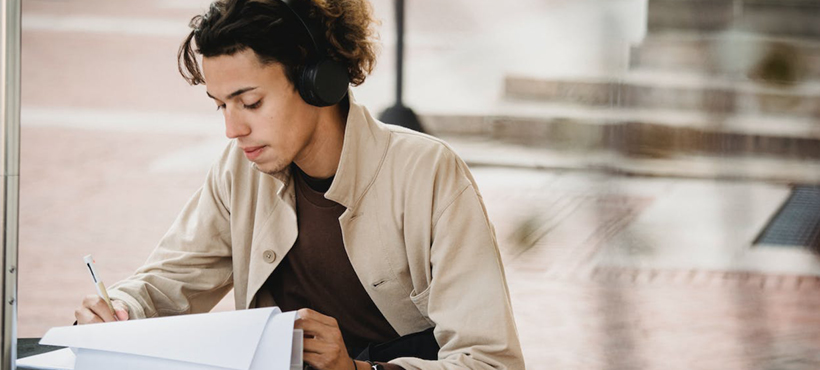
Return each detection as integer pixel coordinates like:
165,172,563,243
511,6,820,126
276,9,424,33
409,286,435,327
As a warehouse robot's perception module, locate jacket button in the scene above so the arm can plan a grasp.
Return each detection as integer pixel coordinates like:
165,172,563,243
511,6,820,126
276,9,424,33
262,250,276,263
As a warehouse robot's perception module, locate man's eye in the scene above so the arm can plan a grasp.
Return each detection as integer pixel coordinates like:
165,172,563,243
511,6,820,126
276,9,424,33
244,100,262,109
216,104,225,111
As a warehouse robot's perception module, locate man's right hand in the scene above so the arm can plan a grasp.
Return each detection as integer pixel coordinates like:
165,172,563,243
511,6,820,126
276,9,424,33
74,295,130,324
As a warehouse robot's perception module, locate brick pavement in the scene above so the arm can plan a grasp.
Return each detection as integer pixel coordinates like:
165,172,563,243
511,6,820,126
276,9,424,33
507,272,820,369
471,167,820,369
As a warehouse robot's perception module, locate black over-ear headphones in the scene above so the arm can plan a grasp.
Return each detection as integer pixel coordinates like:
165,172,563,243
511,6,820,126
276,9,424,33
277,0,350,107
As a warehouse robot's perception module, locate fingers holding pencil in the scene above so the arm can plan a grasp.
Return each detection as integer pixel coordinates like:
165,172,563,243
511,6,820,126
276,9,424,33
75,295,129,324
77,255,129,324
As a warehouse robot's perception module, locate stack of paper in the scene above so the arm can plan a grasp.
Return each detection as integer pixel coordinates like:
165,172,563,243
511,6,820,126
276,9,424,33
17,307,303,370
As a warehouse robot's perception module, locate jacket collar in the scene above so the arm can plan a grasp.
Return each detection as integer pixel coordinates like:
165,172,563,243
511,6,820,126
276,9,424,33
264,90,390,210
322,91,390,210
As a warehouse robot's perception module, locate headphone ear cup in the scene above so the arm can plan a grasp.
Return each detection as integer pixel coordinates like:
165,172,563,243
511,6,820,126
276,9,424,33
298,59,349,107
298,63,321,106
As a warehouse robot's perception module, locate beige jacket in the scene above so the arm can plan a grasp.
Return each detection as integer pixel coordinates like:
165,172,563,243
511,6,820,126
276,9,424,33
108,94,525,370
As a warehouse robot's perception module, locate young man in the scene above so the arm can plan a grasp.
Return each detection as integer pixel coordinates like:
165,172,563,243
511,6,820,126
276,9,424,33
74,0,524,369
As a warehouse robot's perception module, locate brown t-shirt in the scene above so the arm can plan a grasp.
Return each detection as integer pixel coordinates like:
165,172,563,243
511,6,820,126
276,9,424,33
264,165,400,356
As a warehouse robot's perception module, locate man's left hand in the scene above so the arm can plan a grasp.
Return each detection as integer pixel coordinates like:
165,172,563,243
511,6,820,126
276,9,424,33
296,308,358,370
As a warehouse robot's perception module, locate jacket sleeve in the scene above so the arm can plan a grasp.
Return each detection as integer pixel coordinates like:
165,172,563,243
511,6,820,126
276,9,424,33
390,161,526,369
107,160,234,319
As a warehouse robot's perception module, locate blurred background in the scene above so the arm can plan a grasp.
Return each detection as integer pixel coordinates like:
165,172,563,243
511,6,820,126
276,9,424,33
17,0,820,368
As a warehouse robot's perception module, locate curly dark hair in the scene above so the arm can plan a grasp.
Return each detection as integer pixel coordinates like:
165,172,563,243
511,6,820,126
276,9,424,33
178,0,378,88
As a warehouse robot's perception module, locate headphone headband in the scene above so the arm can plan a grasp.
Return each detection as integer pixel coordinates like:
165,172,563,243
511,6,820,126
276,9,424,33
275,0,349,107
277,0,328,58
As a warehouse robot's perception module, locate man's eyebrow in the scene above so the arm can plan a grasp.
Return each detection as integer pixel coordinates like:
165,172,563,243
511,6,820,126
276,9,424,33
206,87,259,101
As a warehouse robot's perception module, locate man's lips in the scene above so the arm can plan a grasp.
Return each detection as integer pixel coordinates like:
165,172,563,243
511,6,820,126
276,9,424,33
242,146,264,153
241,145,265,160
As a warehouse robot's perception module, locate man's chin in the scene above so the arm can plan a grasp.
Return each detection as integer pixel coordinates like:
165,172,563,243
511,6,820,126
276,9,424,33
251,161,289,176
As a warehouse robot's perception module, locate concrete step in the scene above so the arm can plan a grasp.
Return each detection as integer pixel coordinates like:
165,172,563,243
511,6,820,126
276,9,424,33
504,72,820,118
648,0,820,38
740,0,820,38
630,32,820,82
648,0,735,33
443,134,820,186
421,101,820,160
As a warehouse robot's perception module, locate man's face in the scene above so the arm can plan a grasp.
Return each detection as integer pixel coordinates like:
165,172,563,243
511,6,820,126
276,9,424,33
202,48,318,174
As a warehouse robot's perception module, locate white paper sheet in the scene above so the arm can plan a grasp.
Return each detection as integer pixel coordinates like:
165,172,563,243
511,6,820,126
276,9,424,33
249,314,299,370
22,308,300,370
16,348,75,370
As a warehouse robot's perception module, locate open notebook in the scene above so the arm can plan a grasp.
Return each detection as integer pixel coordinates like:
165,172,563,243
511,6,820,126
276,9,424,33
17,307,303,370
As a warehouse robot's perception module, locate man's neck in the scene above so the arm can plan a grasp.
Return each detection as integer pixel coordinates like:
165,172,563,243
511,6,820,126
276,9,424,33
292,97,349,180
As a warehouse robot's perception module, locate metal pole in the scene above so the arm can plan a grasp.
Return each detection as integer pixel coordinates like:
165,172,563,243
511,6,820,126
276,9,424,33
394,0,404,106
0,0,21,368
379,0,424,133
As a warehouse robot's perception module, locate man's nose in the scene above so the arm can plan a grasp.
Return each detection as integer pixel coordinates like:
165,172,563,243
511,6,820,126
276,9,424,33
224,109,250,139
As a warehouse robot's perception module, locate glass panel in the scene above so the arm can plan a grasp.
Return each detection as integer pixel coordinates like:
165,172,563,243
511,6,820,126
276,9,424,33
18,0,820,368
